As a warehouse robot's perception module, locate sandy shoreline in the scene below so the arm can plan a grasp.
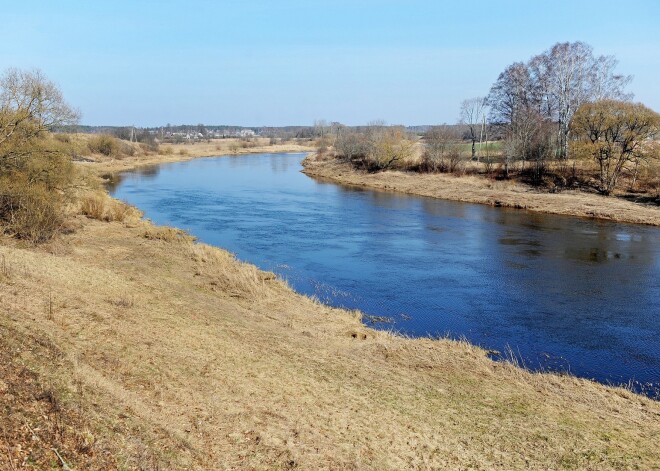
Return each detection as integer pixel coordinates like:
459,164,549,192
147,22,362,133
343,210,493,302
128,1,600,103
302,157,660,227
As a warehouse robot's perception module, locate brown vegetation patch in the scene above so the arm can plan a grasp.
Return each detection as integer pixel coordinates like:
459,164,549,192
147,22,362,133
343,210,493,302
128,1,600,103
303,157,660,226
0,324,119,470
80,192,142,223
0,216,659,469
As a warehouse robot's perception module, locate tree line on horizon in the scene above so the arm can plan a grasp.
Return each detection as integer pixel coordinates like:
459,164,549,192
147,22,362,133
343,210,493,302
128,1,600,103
318,41,659,196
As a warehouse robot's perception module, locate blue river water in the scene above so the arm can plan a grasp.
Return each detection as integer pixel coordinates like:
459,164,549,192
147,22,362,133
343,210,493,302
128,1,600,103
109,153,660,397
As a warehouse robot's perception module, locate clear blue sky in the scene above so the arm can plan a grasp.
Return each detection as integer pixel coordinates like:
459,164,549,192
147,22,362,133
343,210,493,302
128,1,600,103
2,0,658,127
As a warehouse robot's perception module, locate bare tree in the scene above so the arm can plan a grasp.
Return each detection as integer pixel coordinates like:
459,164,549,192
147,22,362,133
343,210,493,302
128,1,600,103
422,125,462,172
313,119,328,139
487,63,546,176
0,68,79,148
487,62,536,128
0,69,78,241
487,42,632,167
544,42,595,161
335,129,368,163
459,97,486,161
588,55,633,102
330,121,344,146
530,42,632,160
511,107,553,179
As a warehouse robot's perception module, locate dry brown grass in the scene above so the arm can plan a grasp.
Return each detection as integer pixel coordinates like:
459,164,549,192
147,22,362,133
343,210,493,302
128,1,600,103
79,192,142,223
303,157,660,226
190,243,278,301
1,215,659,469
143,225,194,242
0,324,120,469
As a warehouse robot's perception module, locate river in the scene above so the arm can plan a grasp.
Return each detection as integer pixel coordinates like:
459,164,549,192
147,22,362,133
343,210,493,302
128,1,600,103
109,152,660,397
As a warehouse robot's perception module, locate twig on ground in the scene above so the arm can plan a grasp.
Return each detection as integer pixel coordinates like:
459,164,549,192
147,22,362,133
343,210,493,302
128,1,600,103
52,447,73,471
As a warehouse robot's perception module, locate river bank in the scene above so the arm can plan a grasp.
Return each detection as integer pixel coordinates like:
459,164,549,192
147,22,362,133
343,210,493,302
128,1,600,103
302,156,660,226
2,152,660,469
78,137,315,174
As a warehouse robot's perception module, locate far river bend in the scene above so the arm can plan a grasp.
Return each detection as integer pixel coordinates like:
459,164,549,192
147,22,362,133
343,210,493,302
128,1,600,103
109,152,660,398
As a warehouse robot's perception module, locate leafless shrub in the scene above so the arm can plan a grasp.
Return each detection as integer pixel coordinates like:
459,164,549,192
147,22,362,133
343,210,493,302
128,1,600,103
420,126,463,173
335,124,415,172
87,135,119,156
119,141,136,156
139,141,159,154
335,132,369,163
0,178,66,243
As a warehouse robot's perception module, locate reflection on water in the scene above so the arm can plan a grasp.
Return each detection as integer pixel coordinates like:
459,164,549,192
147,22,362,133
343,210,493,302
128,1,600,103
110,153,660,398
136,165,161,178
104,165,160,192
102,173,123,192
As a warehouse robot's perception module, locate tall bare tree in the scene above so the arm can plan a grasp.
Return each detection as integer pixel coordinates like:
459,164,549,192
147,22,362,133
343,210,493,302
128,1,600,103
487,62,544,176
459,97,486,161
487,42,632,165
313,119,328,139
487,62,536,127
530,42,632,160
588,54,633,102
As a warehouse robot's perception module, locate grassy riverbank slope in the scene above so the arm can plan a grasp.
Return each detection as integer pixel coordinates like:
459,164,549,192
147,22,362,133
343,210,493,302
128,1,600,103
1,146,659,469
1,199,660,468
302,156,660,226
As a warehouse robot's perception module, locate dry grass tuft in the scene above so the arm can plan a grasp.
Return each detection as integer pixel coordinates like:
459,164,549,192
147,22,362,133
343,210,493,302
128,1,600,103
0,253,10,279
80,192,141,223
190,243,278,300
79,193,105,219
143,225,195,242
108,295,135,309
